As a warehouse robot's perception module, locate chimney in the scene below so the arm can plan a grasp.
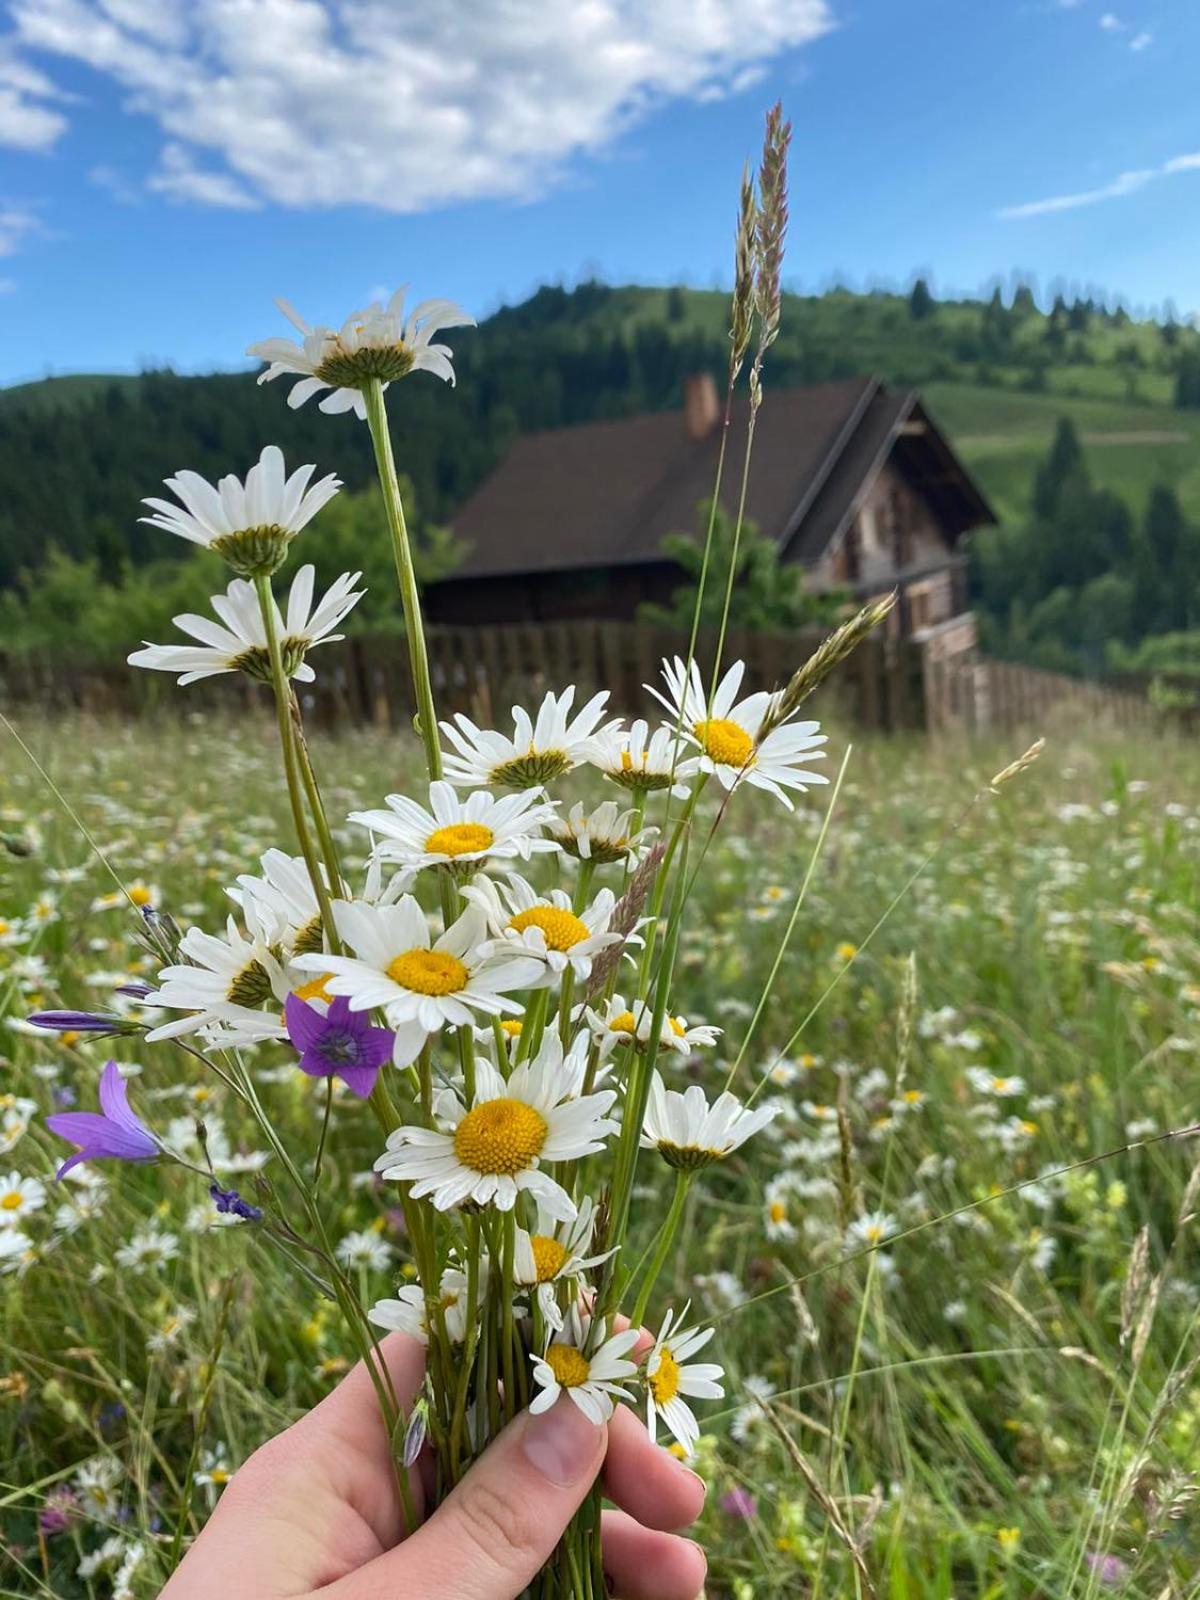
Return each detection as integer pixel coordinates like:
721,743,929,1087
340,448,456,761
682,372,720,440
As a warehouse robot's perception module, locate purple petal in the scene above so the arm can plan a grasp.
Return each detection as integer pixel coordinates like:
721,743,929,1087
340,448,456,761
295,1046,335,1080
98,1061,149,1139
337,1062,382,1099
358,1025,397,1071
285,993,326,1053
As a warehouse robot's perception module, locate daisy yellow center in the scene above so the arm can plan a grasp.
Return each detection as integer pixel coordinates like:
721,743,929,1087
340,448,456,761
669,1017,687,1038
769,1200,787,1223
453,1097,548,1175
693,717,754,767
207,1469,230,1485
128,885,153,906
649,1347,681,1406
544,1343,591,1388
425,822,495,858
293,973,334,1004
500,1020,523,1038
1,1192,23,1211
508,907,590,952
531,1235,569,1282
609,1011,637,1033
387,949,469,995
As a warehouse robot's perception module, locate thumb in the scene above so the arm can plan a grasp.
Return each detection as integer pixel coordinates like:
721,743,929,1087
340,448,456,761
335,1396,606,1600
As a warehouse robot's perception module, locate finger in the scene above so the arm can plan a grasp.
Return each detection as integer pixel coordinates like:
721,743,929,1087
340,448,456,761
330,1395,606,1600
604,1404,706,1531
282,1330,429,1555
297,1329,427,1455
601,1508,707,1600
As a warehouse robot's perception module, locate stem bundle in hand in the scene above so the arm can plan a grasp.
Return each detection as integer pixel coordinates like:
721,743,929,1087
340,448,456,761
38,104,890,1595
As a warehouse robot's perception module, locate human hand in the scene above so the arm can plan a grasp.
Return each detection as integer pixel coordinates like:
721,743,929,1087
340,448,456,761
160,1331,707,1600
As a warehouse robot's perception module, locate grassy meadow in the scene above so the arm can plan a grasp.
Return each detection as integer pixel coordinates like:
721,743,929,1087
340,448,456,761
1,708,1199,1597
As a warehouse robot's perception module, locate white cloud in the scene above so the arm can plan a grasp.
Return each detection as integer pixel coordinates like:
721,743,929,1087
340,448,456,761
0,204,41,255
999,154,1200,220
6,0,834,211
1129,30,1152,50
147,142,259,210
1099,11,1122,29
0,43,69,149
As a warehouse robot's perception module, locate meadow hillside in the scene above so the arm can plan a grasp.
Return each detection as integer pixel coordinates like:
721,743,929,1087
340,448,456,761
2,708,1199,1596
3,281,1199,567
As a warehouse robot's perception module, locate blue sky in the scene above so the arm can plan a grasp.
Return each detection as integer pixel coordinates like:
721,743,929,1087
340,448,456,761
0,0,1196,386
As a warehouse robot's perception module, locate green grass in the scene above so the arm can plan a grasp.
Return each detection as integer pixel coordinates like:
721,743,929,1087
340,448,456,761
2,708,1200,1596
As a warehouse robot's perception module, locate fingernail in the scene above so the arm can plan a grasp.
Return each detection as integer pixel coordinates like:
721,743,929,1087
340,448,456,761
521,1397,602,1485
683,1467,708,1501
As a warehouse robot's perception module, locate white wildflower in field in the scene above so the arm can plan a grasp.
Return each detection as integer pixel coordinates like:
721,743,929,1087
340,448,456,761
114,1226,181,1271
349,781,560,881
440,688,618,789
514,1196,614,1331
76,1455,123,1520
648,657,828,808
467,874,623,983
967,1068,1027,1098
141,446,341,575
641,1074,776,1170
147,1305,197,1353
530,1308,639,1424
374,1047,616,1219
644,1307,724,1454
583,717,697,795
335,1229,393,1270
0,1172,45,1226
368,1265,479,1346
297,897,542,1066
587,994,721,1057
129,567,363,686
248,290,474,416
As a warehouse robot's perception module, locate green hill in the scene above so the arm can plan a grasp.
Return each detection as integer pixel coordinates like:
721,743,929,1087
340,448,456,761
1,280,1198,675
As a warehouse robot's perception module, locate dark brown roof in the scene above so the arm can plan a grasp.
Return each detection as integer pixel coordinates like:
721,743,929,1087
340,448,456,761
442,376,994,583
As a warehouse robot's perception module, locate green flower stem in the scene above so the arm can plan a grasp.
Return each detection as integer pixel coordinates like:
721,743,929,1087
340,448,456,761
361,377,442,782
252,575,339,947
289,694,347,896
629,1168,692,1329
500,1212,518,1423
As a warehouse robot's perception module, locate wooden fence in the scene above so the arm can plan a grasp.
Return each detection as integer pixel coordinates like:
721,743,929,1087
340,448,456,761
925,652,1157,737
0,620,928,734
0,619,1157,738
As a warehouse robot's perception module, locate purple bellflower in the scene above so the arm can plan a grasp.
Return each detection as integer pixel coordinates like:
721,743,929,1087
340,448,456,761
284,992,394,1099
209,1183,263,1223
28,1009,134,1037
45,1060,159,1178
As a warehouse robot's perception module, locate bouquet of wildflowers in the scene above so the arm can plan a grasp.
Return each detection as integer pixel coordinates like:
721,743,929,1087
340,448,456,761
35,104,890,1596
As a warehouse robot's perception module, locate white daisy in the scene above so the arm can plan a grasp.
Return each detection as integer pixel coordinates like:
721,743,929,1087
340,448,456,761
0,1228,32,1272
128,566,363,686
440,687,619,789
966,1068,1026,1098
583,717,698,796
514,1195,615,1332
466,875,623,985
587,994,721,1059
374,1046,617,1220
247,289,474,418
141,446,341,577
647,657,828,809
0,1172,46,1227
90,881,159,914
194,1445,235,1500
848,1211,898,1247
730,1374,774,1443
231,848,328,957
549,800,654,866
764,1176,797,1241
146,1305,196,1353
335,1229,394,1270
76,1455,123,1520
644,1307,725,1454
294,897,543,1067
145,902,290,1044
529,1307,639,1424
368,1265,479,1346
641,1073,776,1171
349,782,559,884
114,1226,180,1271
